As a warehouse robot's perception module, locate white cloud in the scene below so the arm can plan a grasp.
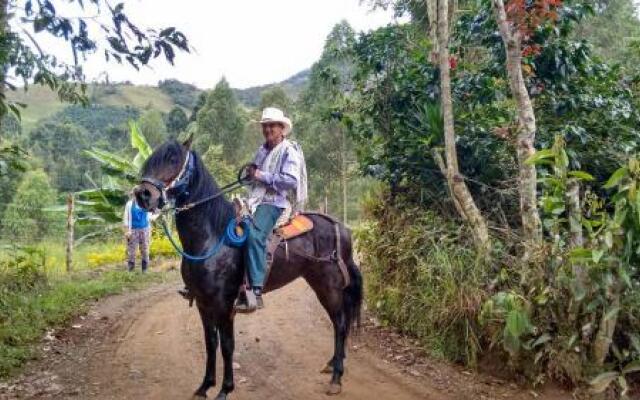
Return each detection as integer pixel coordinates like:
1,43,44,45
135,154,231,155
24,0,397,89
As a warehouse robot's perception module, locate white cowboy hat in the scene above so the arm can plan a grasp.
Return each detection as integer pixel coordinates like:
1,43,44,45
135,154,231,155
260,107,292,136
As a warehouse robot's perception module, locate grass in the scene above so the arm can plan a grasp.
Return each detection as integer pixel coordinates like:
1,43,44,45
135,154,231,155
7,83,177,132
0,268,171,378
8,86,67,131
0,235,178,378
0,233,177,279
355,201,489,365
98,85,175,113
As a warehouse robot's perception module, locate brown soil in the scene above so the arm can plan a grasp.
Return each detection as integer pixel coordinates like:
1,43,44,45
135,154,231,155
0,272,574,400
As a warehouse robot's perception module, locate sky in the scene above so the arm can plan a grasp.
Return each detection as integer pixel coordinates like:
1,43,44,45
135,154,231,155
27,0,398,90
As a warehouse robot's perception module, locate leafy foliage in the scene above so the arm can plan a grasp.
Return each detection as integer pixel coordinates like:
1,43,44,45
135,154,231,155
136,109,168,148
79,121,152,237
1,0,189,120
165,106,188,135
158,79,201,108
194,78,249,164
1,170,60,242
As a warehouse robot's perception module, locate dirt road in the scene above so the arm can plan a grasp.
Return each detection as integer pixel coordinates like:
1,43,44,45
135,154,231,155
1,272,571,400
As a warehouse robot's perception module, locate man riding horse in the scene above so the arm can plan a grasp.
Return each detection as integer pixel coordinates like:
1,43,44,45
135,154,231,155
180,107,307,312
136,113,360,397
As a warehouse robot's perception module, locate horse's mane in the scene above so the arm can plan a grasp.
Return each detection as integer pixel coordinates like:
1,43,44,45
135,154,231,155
187,150,234,234
141,140,234,235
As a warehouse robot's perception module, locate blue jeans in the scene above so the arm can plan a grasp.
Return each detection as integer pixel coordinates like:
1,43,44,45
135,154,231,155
245,204,283,288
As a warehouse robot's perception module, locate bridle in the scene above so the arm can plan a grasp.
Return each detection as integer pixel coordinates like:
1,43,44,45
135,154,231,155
138,149,252,262
139,150,251,214
140,150,193,211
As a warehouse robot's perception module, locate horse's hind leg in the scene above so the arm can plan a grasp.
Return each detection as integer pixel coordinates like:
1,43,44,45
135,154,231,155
213,318,235,400
327,309,347,395
194,308,218,398
305,274,347,395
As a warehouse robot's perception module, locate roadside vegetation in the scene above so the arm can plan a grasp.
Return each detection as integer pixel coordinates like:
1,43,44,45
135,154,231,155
2,0,640,397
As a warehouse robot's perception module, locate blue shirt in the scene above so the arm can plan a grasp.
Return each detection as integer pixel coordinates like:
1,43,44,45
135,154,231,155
130,201,149,229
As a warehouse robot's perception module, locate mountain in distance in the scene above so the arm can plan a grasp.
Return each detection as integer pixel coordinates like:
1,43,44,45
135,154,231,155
6,69,310,130
233,69,310,108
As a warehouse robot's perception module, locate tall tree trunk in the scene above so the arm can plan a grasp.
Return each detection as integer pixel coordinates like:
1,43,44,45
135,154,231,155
436,0,490,252
66,193,75,273
0,0,8,133
566,179,586,286
593,289,620,366
426,0,438,60
341,127,348,224
492,0,542,248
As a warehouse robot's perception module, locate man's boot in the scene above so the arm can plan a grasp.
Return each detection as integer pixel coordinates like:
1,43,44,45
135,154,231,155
141,260,148,273
178,286,193,300
234,287,258,313
254,287,264,309
127,261,134,272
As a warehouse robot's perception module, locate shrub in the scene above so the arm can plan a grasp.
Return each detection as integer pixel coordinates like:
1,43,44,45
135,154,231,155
355,189,489,364
1,170,60,242
0,246,47,292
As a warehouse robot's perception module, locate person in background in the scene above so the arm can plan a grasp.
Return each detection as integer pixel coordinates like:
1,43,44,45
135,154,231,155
123,192,157,272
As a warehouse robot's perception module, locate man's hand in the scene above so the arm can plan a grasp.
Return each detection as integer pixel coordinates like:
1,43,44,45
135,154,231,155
248,164,264,181
247,164,257,180
125,230,132,240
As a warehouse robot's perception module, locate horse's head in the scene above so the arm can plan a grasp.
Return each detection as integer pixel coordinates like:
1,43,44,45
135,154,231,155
135,135,193,212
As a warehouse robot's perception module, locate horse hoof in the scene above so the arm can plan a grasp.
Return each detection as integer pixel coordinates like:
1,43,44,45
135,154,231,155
214,393,227,400
320,364,333,374
326,383,342,396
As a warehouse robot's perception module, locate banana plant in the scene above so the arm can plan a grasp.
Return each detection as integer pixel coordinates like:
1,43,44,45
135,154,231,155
55,121,154,242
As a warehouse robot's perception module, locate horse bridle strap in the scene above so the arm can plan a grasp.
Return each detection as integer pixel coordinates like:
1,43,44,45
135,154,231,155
141,177,166,192
141,151,192,210
141,153,249,214
167,151,192,190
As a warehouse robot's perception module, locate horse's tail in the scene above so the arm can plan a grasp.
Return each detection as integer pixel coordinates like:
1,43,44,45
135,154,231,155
341,228,363,336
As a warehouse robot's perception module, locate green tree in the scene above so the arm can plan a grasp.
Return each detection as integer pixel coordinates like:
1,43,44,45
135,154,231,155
189,92,207,122
165,106,189,135
0,1,188,174
258,86,294,115
573,0,640,68
0,0,189,120
201,144,235,186
195,78,247,164
297,21,358,222
2,169,58,242
137,109,168,148
158,79,201,108
27,121,94,191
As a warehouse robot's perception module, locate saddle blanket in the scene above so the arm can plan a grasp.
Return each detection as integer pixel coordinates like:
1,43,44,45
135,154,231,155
276,214,314,239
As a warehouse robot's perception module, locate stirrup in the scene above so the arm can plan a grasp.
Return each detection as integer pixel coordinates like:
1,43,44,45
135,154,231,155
178,287,195,307
234,288,258,313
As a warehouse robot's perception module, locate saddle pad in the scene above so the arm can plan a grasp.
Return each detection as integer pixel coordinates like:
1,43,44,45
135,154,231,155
276,214,314,240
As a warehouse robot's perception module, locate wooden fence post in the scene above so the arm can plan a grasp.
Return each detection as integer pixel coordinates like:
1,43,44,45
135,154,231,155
66,193,74,273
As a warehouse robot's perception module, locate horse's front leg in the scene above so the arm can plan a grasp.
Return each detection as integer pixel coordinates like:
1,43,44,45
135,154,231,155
194,307,218,398
213,318,235,400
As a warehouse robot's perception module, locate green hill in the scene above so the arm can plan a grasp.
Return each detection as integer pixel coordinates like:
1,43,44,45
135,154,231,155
8,84,176,132
7,70,309,132
233,69,310,108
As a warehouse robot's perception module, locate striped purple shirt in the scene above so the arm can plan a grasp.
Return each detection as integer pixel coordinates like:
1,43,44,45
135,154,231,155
252,142,300,209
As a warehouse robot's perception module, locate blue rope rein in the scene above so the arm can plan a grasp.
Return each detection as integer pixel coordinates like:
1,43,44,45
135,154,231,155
160,215,250,262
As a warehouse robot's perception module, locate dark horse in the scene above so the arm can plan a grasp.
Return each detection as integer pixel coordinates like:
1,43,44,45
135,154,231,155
134,137,363,399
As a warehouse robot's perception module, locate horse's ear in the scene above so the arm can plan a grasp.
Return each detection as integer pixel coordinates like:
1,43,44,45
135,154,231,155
182,133,194,150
